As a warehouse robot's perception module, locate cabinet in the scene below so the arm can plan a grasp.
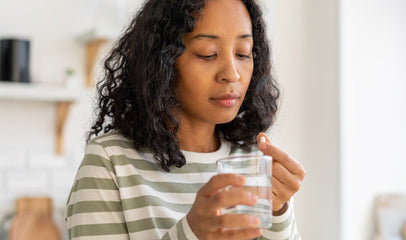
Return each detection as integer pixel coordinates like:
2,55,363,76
0,82,87,154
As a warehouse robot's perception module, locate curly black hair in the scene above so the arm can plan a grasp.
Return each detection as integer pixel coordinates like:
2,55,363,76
88,0,279,172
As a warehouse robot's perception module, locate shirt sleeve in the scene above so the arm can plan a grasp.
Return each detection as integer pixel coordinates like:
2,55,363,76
161,216,199,240
162,200,301,240
65,140,196,240
65,141,130,240
259,198,301,240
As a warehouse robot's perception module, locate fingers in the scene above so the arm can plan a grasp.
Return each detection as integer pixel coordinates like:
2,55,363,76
188,212,262,240
257,132,306,212
206,186,258,213
202,215,262,240
211,227,263,240
272,176,290,210
273,161,302,193
198,173,245,197
188,174,263,239
207,214,260,231
257,133,306,178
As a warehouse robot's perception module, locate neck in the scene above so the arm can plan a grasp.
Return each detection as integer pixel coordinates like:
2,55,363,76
177,123,220,153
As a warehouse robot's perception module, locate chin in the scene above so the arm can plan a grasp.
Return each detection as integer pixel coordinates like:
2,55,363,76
214,113,239,125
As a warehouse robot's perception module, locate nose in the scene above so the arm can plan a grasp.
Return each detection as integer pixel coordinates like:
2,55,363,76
215,54,240,83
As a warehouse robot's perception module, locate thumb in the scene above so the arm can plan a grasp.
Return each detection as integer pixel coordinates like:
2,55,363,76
257,132,270,150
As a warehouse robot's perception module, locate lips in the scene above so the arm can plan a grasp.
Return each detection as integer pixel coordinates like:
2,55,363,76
210,93,240,108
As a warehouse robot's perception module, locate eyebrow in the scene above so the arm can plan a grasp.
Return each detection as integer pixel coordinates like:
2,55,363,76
190,34,253,40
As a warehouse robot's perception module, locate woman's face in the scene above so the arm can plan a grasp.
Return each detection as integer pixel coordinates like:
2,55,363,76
176,0,253,127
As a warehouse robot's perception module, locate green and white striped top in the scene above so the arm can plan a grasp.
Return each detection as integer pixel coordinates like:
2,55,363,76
65,132,300,240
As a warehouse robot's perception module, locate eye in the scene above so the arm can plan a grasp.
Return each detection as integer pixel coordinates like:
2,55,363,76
197,54,217,60
237,54,252,59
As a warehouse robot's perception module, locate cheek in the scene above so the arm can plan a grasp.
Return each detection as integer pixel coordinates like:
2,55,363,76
238,59,253,76
177,76,205,104
178,67,210,95
241,64,253,88
247,61,254,76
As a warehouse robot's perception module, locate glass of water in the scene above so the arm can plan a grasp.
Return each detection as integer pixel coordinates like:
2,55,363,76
216,152,273,229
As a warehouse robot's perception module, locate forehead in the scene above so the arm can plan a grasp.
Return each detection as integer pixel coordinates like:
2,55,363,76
191,0,252,36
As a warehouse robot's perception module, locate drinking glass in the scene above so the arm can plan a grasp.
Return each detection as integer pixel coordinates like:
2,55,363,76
217,152,273,228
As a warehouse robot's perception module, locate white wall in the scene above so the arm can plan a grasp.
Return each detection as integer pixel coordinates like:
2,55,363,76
268,0,406,239
267,0,340,239
340,0,406,239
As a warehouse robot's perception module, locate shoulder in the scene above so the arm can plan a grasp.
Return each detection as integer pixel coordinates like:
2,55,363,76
87,131,140,155
86,131,157,167
83,131,131,159
89,131,132,147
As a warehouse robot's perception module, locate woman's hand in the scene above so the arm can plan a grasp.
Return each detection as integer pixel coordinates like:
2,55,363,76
186,174,263,240
257,133,306,214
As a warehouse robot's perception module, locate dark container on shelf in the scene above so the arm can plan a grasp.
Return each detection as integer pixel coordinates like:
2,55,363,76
0,39,30,82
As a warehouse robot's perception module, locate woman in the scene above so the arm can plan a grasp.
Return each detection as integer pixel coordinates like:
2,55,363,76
66,0,306,239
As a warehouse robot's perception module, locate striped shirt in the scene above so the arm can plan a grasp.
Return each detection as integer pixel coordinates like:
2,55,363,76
65,132,300,239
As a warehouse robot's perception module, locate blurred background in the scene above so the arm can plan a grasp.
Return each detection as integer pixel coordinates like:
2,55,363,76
0,0,405,239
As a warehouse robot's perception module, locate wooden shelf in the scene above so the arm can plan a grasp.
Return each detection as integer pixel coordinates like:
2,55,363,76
0,82,88,155
0,82,84,101
77,28,111,88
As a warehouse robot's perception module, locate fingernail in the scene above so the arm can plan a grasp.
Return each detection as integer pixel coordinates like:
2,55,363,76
251,194,258,203
258,136,267,150
252,228,262,236
251,216,260,226
237,175,245,183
